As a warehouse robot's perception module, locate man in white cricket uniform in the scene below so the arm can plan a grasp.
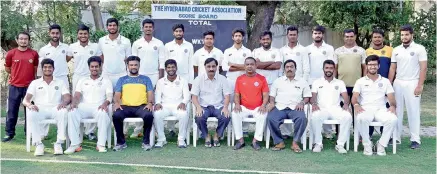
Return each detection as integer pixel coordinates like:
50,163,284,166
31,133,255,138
99,18,132,88
307,25,336,138
193,30,224,77
252,31,282,86
154,59,190,148
64,56,112,154
280,26,310,82
352,55,398,156
38,24,72,87
69,24,102,92
23,59,70,156
130,19,165,138
389,25,428,149
310,60,352,154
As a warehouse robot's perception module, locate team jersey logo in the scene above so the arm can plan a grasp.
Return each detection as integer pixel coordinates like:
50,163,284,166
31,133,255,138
410,52,415,56
254,81,259,87
335,86,339,90
117,40,121,44
243,53,246,57
184,49,188,53
175,81,180,85
62,50,65,54
353,49,357,53
138,46,142,50
90,50,94,55
55,86,59,90
170,50,174,52
271,54,276,59
74,51,78,54
322,51,326,55
296,52,300,56
378,83,383,87
295,86,300,89
38,87,43,90
98,82,102,86
28,59,33,63
154,46,157,50
381,50,386,55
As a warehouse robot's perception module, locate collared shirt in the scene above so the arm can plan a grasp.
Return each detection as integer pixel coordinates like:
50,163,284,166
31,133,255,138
193,47,224,76
132,37,165,75
115,75,153,106
191,73,231,109
4,48,39,87
222,45,252,82
165,39,194,83
353,75,394,109
335,45,366,87
252,46,282,85
155,75,190,106
69,41,102,76
26,77,69,107
280,43,310,82
270,76,311,110
38,42,72,77
366,45,393,78
391,41,428,80
75,76,112,105
99,34,132,75
235,73,269,110
306,42,335,84
311,77,347,108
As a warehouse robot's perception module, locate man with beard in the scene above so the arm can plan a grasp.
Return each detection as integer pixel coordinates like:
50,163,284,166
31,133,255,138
129,19,165,138
193,31,224,77
232,57,269,151
164,24,193,135
69,24,103,140
64,56,113,154
352,55,397,156
154,59,190,148
365,29,393,138
222,28,252,136
252,31,282,87
310,60,352,154
98,18,132,88
192,58,231,147
389,24,428,149
112,56,154,151
23,59,70,156
3,32,39,142
267,59,310,152
38,24,72,87
306,25,336,139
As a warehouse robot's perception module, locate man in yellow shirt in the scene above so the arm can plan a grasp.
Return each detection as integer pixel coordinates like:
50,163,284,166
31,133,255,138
112,56,155,151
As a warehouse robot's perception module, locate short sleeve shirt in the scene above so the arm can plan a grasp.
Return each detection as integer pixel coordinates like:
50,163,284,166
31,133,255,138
311,77,347,108
115,75,153,106
75,76,112,105
391,42,427,80
191,73,231,109
270,76,311,110
26,78,69,107
4,48,39,87
235,73,269,110
353,75,394,109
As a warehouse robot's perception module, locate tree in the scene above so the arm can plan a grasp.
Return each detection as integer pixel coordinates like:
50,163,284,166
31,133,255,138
1,0,34,51
89,0,104,30
308,1,415,48
274,1,317,28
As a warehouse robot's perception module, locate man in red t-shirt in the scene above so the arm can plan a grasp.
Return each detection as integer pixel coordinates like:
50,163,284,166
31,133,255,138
232,57,269,150
3,32,39,142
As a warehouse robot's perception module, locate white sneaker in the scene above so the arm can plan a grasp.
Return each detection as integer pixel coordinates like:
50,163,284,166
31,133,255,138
64,145,82,155
335,144,347,154
324,132,334,139
376,142,386,156
96,145,107,153
154,141,167,148
34,143,45,156
130,129,143,138
54,143,63,155
312,144,323,153
363,143,373,156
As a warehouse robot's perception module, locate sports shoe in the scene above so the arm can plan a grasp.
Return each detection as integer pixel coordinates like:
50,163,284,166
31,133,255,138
178,140,187,148
96,145,107,153
410,141,420,149
130,129,143,138
312,144,323,153
388,138,401,145
154,141,167,148
86,133,97,141
335,144,347,154
64,145,82,154
142,143,152,151
376,142,386,156
2,136,14,142
113,143,127,151
233,141,246,150
324,132,334,139
363,143,373,156
34,143,45,156
54,143,63,155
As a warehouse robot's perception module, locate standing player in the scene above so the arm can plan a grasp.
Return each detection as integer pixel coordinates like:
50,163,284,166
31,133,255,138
389,24,428,149
193,31,224,77
3,32,39,142
252,31,282,87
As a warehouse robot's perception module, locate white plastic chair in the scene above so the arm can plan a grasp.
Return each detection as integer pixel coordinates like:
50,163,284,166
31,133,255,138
265,104,309,150
78,118,112,148
26,119,69,152
308,104,351,151
192,104,232,147
353,112,397,154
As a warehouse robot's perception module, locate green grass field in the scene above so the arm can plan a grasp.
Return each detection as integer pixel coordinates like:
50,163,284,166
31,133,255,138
1,125,436,174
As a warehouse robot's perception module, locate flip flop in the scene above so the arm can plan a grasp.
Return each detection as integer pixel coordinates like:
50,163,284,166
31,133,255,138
213,140,220,147
291,146,303,153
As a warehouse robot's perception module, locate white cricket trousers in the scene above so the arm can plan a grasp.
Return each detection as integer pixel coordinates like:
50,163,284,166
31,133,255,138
311,107,352,146
393,79,421,144
357,107,397,147
154,104,189,142
28,106,68,145
232,105,267,141
67,103,112,147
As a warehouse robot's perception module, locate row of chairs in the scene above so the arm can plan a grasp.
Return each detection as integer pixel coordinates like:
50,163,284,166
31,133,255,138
26,103,396,154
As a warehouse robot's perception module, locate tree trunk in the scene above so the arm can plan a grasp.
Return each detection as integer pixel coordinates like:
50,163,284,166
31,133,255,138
236,1,279,50
89,0,104,30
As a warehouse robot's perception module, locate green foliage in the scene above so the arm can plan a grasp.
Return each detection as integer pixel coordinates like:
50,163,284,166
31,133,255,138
89,30,107,43
274,1,317,28
1,1,35,50
107,10,142,44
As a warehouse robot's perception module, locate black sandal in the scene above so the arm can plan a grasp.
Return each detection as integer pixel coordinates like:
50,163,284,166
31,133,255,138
213,140,220,147
205,141,212,148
